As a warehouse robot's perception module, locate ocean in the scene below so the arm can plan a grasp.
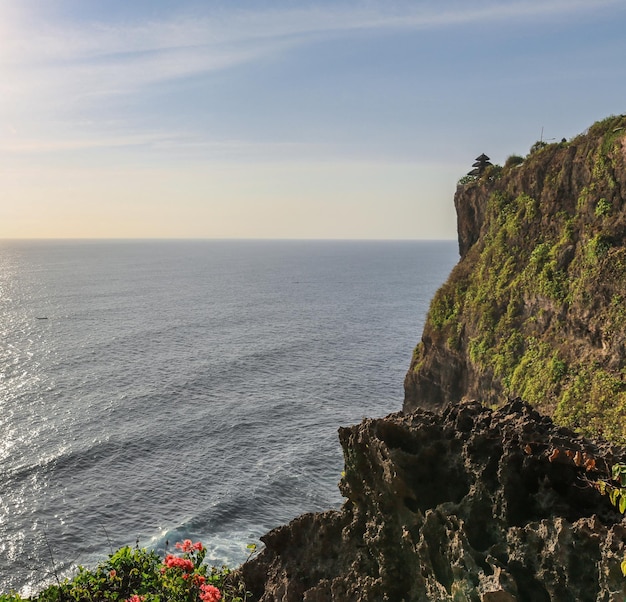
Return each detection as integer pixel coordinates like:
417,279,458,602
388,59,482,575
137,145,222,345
0,239,457,594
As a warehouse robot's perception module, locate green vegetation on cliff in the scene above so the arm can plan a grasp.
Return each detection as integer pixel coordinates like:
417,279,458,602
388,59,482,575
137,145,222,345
1,541,250,602
406,115,626,441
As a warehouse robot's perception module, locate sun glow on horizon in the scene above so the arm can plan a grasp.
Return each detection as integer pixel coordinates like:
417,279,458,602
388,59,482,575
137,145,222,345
1,1,626,239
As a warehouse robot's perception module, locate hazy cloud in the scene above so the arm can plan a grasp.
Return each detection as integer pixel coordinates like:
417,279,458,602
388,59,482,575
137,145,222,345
1,0,622,150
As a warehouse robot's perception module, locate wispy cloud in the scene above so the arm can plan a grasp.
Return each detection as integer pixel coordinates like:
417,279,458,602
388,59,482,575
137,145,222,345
0,0,622,154
0,131,309,158
3,0,621,89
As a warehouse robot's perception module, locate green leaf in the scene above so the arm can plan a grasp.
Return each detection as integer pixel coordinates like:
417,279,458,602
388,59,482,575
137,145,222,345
621,558,626,577
613,463,626,484
609,487,619,507
620,493,626,514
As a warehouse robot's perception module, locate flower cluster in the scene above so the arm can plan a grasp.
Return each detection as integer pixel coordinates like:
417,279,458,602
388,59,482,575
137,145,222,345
176,539,205,554
163,554,195,573
192,574,206,586
199,584,222,602
157,540,223,601
0,540,248,602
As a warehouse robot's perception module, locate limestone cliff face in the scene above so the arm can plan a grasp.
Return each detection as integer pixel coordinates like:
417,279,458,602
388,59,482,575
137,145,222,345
404,115,626,441
239,116,626,601
242,401,626,601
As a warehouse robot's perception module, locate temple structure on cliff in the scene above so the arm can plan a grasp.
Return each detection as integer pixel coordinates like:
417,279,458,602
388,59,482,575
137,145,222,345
467,152,492,176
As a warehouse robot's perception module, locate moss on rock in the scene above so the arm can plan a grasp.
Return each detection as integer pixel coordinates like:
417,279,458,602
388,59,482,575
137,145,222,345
405,115,626,442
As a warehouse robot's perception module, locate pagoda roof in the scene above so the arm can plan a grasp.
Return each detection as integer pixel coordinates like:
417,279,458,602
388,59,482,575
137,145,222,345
475,153,490,161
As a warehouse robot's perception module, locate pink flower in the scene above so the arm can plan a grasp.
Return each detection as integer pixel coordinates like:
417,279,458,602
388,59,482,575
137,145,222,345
193,574,206,586
109,570,117,578
164,554,195,572
175,539,204,554
199,584,222,602
176,539,194,553
126,596,145,602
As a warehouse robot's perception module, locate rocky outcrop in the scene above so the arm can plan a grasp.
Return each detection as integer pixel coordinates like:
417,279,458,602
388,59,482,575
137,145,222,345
242,400,626,601
404,116,626,440
239,116,626,601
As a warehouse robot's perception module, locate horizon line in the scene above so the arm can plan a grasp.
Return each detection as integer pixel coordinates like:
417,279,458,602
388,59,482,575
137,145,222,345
0,236,458,243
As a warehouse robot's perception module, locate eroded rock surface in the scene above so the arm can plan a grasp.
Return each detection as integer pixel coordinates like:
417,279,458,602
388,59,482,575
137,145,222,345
241,400,626,601
404,116,626,439
240,116,626,600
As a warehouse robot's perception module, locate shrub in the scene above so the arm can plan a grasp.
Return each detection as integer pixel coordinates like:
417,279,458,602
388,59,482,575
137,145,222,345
595,198,612,217
504,155,524,168
482,164,502,182
528,140,548,155
0,541,252,602
458,174,477,186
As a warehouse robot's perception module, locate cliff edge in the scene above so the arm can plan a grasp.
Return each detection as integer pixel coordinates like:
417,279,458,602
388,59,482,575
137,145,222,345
242,401,626,600
405,115,626,441
240,116,626,601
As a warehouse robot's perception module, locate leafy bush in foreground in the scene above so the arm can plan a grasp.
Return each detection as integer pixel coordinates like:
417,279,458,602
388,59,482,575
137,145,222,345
592,462,626,577
1,540,251,602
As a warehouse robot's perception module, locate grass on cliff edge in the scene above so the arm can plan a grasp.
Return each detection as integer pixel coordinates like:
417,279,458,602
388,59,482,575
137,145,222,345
422,114,626,442
1,541,252,602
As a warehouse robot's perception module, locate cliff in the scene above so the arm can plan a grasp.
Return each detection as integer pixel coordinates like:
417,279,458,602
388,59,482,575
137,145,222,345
405,115,626,441
242,401,626,600
240,116,626,601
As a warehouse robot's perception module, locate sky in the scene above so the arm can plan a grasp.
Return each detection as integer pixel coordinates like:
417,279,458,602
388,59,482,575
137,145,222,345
1,0,626,240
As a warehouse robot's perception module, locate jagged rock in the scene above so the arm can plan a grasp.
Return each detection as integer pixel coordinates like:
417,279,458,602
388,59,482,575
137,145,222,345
239,116,626,601
241,400,626,601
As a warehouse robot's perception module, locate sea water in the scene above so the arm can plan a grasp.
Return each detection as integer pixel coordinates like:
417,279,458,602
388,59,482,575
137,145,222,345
0,239,457,594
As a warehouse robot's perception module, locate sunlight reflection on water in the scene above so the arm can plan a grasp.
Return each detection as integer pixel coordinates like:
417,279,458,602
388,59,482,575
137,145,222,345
0,239,458,594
